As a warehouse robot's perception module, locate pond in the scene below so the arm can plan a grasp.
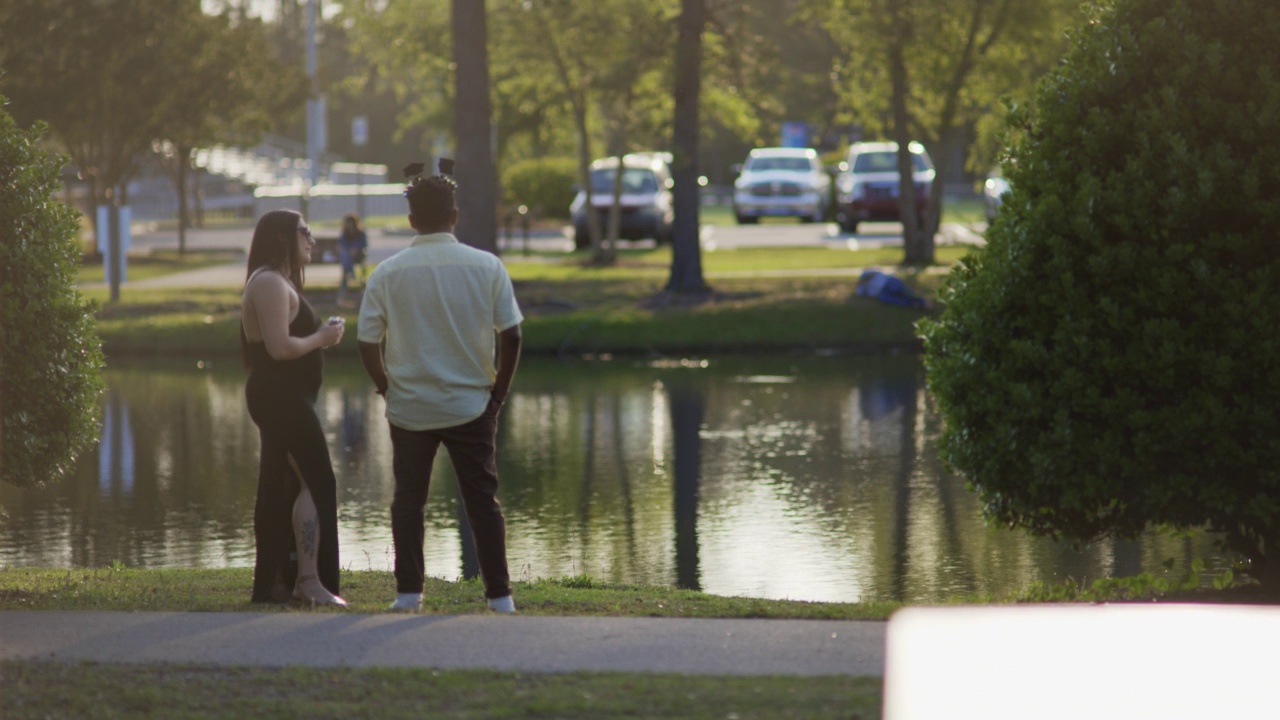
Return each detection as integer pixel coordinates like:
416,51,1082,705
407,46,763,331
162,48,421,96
0,355,1217,603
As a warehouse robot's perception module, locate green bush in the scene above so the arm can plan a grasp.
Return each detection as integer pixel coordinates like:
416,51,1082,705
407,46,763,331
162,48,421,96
501,156,577,220
920,0,1280,583
0,100,104,488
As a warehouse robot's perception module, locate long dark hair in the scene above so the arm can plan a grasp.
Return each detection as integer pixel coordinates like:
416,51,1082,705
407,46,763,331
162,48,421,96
245,209,306,289
241,209,306,369
341,211,363,236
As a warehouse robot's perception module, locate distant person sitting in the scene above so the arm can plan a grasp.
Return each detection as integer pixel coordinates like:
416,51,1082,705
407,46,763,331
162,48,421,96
855,269,930,309
337,212,368,301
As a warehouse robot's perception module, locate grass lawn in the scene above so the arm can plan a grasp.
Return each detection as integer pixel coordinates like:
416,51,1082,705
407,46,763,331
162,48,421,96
84,245,972,359
0,567,896,618
77,249,243,285
2,662,879,720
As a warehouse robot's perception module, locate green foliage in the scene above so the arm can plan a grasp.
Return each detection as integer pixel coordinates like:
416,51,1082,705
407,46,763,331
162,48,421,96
920,0,1280,577
0,1,179,197
0,0,305,217
155,10,307,157
1017,559,1239,602
1019,573,1185,603
552,574,598,589
501,156,578,219
0,103,104,488
810,0,1076,168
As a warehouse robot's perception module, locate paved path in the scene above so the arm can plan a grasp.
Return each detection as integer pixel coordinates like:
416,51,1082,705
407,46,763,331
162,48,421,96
0,611,887,676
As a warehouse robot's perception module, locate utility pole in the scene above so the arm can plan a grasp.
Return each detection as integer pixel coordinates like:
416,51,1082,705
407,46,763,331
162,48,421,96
305,0,325,200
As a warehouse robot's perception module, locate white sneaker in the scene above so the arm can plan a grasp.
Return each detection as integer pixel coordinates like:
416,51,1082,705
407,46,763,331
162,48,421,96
388,593,422,612
487,595,516,613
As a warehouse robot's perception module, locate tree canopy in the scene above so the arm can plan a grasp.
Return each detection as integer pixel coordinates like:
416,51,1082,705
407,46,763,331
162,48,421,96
920,0,1280,586
0,1,303,230
811,0,1076,263
0,0,182,203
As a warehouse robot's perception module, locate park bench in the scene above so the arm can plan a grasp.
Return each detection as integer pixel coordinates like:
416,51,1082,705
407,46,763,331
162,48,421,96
309,234,340,264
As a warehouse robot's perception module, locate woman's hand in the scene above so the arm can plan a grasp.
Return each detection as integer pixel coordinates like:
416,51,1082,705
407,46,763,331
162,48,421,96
318,317,345,348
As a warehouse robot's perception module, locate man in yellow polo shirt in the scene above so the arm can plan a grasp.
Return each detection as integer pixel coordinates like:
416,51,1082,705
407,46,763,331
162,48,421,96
357,169,523,613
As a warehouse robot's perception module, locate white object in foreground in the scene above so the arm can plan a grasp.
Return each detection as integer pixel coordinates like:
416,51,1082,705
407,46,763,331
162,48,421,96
883,604,1278,720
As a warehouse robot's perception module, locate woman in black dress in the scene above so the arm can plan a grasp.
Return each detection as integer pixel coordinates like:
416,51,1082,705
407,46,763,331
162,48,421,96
240,209,347,606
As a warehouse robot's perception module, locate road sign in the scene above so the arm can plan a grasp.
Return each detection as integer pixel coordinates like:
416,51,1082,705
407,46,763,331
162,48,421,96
352,116,368,147
781,121,810,148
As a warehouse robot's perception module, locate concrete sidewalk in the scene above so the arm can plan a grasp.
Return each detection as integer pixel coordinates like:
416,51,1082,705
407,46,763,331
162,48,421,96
0,611,886,677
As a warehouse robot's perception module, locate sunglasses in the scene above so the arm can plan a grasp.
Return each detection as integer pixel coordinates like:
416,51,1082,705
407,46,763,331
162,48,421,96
297,226,313,239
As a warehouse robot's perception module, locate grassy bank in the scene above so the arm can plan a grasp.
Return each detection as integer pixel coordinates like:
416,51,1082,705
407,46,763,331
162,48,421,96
86,246,969,358
3,661,879,720
0,567,897,619
6,564,1259,616
77,249,244,285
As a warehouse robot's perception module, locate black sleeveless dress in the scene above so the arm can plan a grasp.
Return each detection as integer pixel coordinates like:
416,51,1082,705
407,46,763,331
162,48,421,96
244,295,341,601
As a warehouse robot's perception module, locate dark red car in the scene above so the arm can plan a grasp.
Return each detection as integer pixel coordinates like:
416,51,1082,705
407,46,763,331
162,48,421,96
835,142,935,234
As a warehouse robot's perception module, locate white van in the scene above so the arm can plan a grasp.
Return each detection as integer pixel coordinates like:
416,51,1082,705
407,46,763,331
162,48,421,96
732,147,829,224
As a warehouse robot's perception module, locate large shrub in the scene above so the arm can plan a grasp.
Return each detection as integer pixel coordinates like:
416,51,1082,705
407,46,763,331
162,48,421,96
920,0,1280,583
501,156,577,220
0,101,104,488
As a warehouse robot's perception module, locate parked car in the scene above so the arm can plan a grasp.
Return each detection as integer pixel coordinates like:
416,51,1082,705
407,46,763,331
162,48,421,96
835,141,935,233
570,153,673,250
732,147,829,224
982,169,1010,223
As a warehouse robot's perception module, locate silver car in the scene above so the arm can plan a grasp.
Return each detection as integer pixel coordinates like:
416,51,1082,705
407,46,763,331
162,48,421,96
570,153,674,249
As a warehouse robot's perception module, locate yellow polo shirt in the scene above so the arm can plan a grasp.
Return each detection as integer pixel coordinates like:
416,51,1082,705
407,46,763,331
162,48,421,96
357,233,523,430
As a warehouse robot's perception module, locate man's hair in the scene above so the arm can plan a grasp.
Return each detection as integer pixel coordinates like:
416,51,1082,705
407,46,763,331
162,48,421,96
406,174,457,229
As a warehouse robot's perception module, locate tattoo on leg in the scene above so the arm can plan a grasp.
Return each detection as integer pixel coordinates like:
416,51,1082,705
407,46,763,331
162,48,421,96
301,517,318,557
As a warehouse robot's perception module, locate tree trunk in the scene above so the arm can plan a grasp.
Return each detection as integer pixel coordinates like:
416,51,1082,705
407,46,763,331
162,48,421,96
0,367,4,483
195,166,205,228
107,195,123,303
0,236,5,482
887,5,930,266
177,144,190,256
88,176,101,259
923,125,963,244
451,0,498,253
1265,533,1280,592
600,154,624,265
665,0,709,293
573,101,603,255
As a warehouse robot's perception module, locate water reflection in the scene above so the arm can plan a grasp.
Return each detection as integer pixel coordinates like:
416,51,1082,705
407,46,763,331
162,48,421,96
99,390,135,494
0,356,1221,603
668,374,705,591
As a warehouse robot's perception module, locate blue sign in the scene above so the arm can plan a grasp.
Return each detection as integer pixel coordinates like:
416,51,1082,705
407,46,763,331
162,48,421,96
96,204,131,283
781,122,810,148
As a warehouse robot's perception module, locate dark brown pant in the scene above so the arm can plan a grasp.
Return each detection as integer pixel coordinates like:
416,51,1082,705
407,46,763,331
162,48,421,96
389,398,510,599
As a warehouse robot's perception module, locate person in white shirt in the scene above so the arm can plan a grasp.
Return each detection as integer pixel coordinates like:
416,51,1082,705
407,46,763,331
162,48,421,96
357,167,522,614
